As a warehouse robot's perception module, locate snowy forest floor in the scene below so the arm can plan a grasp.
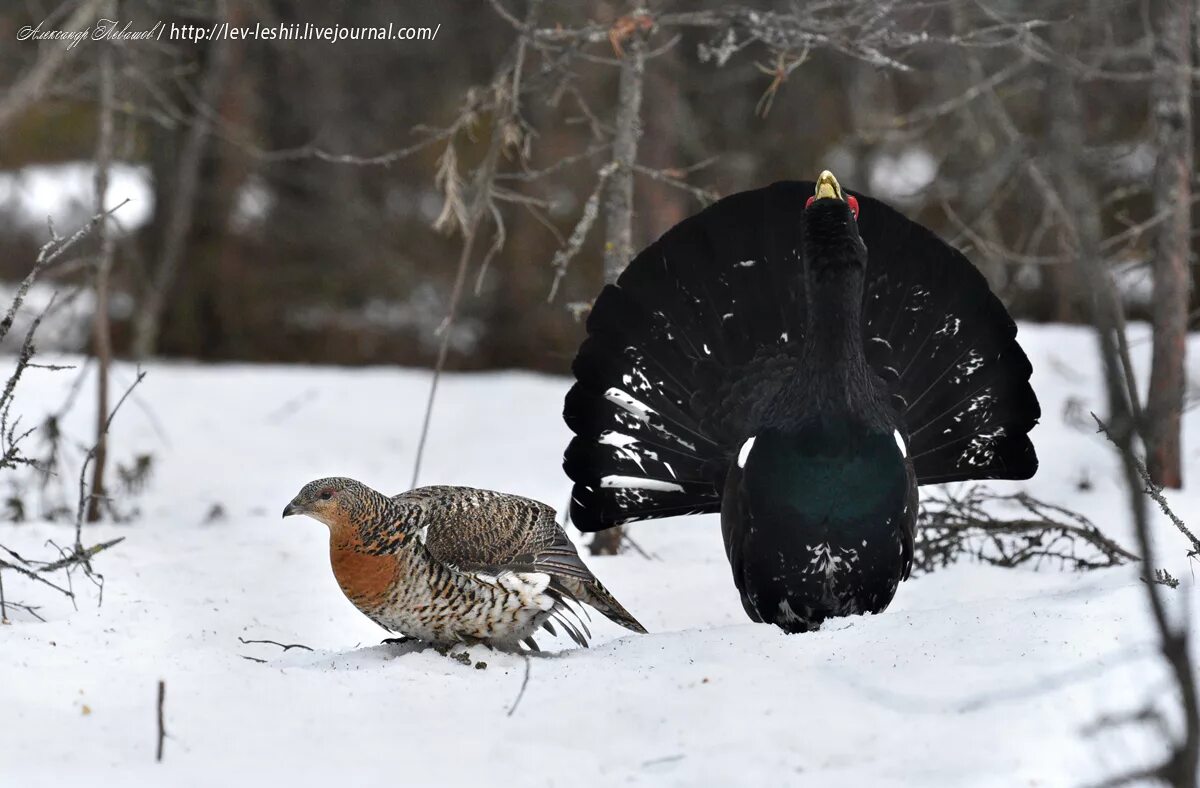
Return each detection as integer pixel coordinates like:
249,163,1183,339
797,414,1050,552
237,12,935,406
1,323,1196,787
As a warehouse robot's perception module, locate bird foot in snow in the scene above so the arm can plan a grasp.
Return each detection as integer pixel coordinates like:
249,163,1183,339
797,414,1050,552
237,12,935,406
380,636,418,646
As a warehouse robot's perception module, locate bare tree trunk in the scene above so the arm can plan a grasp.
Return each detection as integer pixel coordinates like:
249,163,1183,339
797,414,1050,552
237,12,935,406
131,20,231,359
86,18,115,523
1146,0,1193,489
601,34,646,284
590,21,646,557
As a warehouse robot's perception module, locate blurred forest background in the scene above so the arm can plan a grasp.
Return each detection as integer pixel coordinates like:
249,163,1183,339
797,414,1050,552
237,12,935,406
0,0,1191,373
2,0,1190,371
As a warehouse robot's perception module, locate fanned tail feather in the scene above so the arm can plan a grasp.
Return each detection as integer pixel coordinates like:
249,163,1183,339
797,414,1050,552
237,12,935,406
858,200,1040,483
563,188,800,530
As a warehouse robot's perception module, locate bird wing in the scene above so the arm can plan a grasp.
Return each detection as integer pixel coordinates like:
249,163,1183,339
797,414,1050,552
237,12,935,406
393,486,595,582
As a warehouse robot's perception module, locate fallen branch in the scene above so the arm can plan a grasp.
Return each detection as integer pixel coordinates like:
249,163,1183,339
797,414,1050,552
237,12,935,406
914,485,1138,575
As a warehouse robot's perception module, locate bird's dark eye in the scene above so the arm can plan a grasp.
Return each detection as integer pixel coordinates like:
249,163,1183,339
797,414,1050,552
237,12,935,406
319,491,333,500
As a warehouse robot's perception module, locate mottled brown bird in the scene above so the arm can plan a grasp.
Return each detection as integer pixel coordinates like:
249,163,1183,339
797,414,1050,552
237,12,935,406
282,478,646,651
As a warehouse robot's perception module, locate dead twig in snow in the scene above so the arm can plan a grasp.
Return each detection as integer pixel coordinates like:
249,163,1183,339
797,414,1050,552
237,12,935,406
156,680,166,763
0,555,74,598
507,654,532,717
237,636,314,652
36,537,124,574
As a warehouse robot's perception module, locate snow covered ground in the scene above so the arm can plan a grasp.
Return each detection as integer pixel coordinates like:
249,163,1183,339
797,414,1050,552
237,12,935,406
0,323,1196,787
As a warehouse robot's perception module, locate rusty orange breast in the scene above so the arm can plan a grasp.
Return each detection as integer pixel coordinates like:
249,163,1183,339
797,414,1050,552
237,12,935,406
329,536,401,609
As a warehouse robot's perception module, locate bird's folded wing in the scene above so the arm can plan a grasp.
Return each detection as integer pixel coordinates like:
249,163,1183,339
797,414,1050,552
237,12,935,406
398,486,567,568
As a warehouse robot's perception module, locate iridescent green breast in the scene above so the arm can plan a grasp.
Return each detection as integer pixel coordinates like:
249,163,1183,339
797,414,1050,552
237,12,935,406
742,419,907,523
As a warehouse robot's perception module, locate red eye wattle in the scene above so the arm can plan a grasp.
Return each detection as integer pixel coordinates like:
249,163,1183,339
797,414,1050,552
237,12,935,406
847,195,860,218
805,195,815,209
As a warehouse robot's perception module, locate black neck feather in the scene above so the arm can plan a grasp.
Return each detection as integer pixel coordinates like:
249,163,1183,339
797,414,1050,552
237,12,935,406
770,200,889,428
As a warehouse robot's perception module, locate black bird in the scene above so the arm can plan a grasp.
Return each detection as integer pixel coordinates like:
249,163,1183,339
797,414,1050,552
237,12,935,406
562,172,1040,633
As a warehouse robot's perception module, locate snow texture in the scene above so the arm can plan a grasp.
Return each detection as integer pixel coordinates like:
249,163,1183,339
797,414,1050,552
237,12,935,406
0,323,1196,787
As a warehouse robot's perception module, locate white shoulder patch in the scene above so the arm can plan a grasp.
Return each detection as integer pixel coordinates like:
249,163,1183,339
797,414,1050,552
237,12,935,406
893,430,907,458
737,436,757,469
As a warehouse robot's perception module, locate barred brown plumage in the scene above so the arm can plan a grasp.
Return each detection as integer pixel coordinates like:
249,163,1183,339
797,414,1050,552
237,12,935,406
282,477,646,651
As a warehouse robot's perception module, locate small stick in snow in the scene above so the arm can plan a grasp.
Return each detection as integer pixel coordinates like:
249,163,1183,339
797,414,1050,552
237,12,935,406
506,655,531,717
237,636,314,652
641,754,686,768
155,680,165,763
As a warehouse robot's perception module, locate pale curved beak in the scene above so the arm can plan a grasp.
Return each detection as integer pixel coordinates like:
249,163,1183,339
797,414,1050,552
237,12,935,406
814,170,844,202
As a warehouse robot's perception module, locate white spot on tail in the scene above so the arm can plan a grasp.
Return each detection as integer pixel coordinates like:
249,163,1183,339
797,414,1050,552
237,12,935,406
600,475,684,493
598,431,638,448
737,436,757,469
604,388,653,423
893,430,907,458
